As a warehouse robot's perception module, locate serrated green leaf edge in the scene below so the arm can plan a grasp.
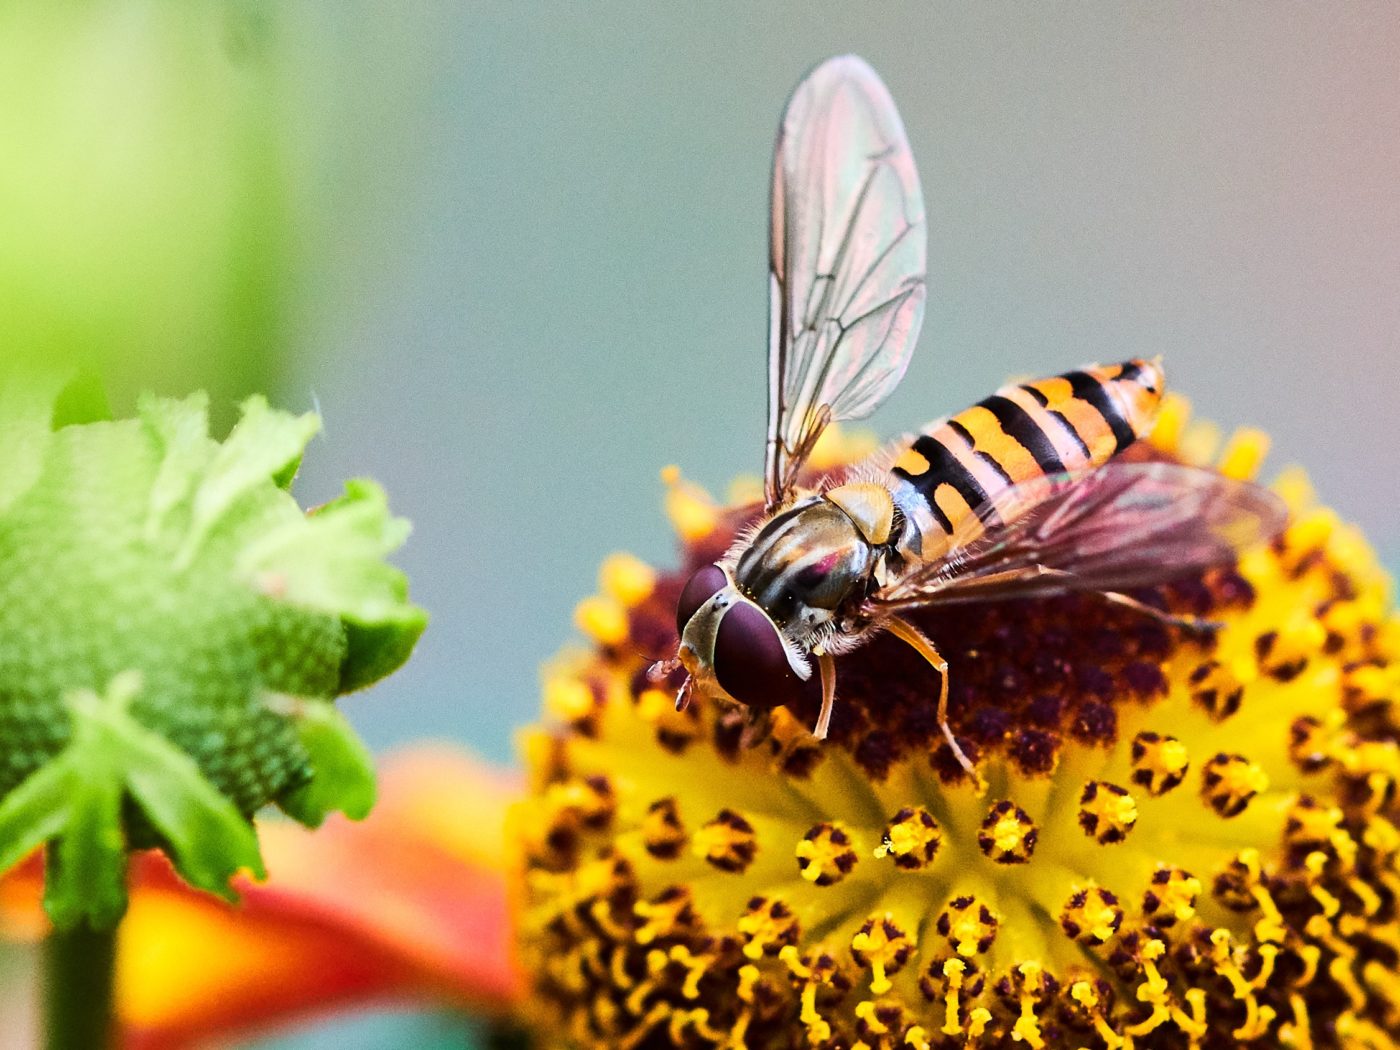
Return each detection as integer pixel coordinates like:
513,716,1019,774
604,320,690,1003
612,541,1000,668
275,697,377,827
0,671,265,930
178,395,320,567
239,478,411,619
238,477,427,691
340,611,429,694
140,391,214,543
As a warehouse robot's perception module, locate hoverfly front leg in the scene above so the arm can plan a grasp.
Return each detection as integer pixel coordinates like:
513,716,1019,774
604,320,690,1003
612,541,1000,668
886,617,986,793
646,657,694,712
813,650,836,739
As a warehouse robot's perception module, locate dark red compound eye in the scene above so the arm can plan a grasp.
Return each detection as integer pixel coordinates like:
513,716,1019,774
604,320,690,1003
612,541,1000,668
676,563,728,635
713,601,804,710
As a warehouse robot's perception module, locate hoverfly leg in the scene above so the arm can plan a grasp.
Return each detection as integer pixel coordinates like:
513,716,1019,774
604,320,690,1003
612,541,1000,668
674,676,695,712
647,657,682,684
886,616,986,794
813,650,837,739
1034,567,1221,637
1099,590,1222,637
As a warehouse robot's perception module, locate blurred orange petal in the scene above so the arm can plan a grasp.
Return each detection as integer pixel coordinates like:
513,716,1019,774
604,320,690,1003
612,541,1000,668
0,852,44,941
0,745,524,1049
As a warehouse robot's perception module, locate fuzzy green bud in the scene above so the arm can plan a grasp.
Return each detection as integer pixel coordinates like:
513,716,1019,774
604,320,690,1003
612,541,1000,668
0,385,425,928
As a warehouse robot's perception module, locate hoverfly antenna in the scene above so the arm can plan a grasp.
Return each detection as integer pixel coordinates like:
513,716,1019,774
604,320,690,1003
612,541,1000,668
647,656,682,684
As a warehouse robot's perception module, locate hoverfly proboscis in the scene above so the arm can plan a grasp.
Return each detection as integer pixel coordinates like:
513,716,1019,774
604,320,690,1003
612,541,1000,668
649,55,1287,784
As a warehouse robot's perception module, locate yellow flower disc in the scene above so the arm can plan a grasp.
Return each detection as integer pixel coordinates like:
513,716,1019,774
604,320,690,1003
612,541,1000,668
514,403,1400,1048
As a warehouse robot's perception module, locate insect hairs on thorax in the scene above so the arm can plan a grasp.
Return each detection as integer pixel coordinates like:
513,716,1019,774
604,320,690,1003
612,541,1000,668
732,480,906,643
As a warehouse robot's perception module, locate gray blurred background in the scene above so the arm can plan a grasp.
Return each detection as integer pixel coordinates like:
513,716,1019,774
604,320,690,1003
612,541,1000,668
281,4,1400,778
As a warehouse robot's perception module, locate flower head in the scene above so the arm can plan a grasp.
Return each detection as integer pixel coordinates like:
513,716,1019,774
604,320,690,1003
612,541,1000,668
0,379,426,927
516,399,1400,1047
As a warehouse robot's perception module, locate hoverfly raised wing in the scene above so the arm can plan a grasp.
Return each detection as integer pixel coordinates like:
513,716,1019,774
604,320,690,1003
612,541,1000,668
871,461,1289,612
765,56,928,512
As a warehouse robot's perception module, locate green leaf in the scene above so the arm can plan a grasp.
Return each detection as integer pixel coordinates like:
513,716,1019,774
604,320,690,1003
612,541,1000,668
341,610,429,694
181,396,319,563
140,392,213,542
0,760,69,875
47,764,126,930
238,478,427,692
241,479,409,617
117,712,266,893
277,698,377,827
271,451,305,491
0,672,265,929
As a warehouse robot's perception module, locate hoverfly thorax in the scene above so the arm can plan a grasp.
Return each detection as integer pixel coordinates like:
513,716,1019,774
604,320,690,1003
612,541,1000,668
735,498,877,629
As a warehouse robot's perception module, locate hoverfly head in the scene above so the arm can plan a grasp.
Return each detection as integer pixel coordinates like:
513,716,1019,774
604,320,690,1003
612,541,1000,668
665,562,810,711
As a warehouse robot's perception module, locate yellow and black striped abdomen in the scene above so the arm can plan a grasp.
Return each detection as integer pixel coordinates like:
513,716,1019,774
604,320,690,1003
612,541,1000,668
889,359,1164,551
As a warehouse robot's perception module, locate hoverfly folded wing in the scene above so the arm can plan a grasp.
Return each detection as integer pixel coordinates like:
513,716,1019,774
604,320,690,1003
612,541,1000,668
766,56,927,511
873,462,1288,609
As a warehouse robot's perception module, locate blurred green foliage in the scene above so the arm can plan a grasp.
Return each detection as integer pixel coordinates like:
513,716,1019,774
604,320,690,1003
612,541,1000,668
0,1,289,429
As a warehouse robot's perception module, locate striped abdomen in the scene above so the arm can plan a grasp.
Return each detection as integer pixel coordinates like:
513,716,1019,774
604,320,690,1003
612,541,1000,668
889,359,1164,557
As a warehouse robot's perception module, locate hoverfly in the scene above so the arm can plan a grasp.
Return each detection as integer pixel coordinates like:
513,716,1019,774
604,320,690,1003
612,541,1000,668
651,55,1286,778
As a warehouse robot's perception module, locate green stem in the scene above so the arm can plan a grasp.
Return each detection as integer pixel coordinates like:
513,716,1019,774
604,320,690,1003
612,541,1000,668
42,920,117,1050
